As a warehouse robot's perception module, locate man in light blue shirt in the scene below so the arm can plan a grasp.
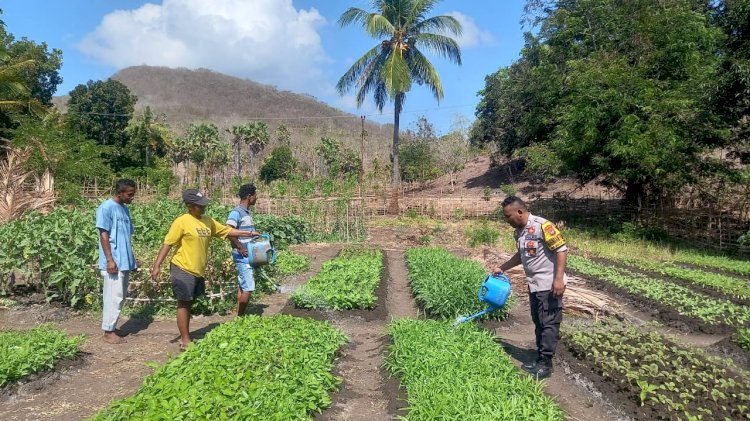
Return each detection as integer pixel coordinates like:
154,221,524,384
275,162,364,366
226,184,260,316
96,179,137,344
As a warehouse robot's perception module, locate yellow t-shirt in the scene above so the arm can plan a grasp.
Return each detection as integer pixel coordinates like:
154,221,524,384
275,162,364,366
164,214,231,277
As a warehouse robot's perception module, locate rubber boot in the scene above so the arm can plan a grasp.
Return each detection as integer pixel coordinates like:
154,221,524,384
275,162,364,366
522,355,545,372
528,356,553,379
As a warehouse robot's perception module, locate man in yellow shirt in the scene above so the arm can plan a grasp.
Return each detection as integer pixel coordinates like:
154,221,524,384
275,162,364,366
150,189,259,351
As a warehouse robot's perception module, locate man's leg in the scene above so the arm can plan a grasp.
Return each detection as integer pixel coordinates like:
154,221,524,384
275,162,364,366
523,291,544,371
102,271,126,344
235,258,254,316
528,291,563,379
176,300,193,348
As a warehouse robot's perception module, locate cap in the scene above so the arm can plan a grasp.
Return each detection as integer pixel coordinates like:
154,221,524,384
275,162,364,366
182,189,209,206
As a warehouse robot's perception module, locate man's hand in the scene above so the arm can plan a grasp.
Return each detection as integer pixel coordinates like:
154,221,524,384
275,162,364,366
552,278,565,298
238,246,249,257
491,266,504,276
150,266,160,282
106,259,118,275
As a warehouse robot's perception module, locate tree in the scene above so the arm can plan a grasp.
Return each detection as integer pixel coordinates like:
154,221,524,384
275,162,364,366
473,0,726,207
259,145,298,183
435,131,469,191
245,121,270,180
184,123,222,187
337,0,462,214
399,137,441,183
125,106,171,168
315,136,360,178
66,79,137,171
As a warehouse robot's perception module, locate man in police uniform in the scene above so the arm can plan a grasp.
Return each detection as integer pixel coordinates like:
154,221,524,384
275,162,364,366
493,196,568,379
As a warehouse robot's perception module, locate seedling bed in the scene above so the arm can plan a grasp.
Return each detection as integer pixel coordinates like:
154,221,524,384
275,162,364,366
562,319,750,420
283,248,388,321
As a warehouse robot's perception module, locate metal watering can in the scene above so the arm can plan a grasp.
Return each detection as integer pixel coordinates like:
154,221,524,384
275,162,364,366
454,273,512,325
246,234,276,268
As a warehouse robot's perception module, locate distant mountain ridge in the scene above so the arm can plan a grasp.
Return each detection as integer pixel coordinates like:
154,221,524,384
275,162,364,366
52,65,393,161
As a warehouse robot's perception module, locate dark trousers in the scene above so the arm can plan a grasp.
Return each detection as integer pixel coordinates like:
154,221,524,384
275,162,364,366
529,290,563,358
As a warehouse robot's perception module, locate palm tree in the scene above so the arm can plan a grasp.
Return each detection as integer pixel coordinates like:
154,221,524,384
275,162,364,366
337,0,462,214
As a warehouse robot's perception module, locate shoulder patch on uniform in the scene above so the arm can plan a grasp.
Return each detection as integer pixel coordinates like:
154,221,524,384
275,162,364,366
541,221,566,250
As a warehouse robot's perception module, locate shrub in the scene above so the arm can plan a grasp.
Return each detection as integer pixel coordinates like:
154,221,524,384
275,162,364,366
259,145,298,183
466,220,500,247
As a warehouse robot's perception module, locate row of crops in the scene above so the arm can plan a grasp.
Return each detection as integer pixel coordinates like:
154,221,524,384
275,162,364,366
0,200,310,308
291,248,383,310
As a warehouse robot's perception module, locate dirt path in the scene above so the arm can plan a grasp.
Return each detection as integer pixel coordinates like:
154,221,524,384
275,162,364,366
0,310,227,421
316,243,417,421
0,243,341,421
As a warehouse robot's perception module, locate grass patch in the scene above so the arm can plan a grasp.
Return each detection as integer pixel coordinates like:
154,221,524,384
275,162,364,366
1,324,83,387
91,315,347,420
386,319,563,420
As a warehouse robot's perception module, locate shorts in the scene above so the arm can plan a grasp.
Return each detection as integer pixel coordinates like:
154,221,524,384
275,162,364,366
170,264,205,301
232,250,256,292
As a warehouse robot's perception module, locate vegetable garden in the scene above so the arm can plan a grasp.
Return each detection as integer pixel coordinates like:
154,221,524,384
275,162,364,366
2,206,750,421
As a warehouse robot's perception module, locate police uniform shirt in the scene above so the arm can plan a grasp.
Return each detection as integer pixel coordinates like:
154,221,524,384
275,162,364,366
514,214,569,292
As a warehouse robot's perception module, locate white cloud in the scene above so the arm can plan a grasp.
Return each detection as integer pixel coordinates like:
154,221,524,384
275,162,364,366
77,0,327,93
447,12,495,48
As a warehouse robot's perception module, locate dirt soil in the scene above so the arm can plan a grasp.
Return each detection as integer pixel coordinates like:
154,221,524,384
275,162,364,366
406,155,612,200
1,221,743,420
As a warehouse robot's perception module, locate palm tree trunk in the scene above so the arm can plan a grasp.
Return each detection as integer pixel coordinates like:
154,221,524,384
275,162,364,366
388,92,404,215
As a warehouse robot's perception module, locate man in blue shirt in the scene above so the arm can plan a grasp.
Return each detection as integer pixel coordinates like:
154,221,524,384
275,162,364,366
226,184,261,316
96,179,137,344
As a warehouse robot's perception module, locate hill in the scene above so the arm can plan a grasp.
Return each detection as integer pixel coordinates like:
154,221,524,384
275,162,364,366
53,65,394,164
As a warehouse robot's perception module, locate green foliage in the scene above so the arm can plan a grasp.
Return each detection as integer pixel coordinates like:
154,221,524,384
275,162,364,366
566,319,750,419
738,328,750,351
65,79,137,171
315,137,359,178
272,250,311,276
568,256,750,326
0,206,99,307
482,186,492,201
292,249,383,310
473,0,728,204
259,145,298,183
254,214,311,249
739,230,750,247
124,106,172,168
399,139,441,183
616,257,750,300
91,315,348,420
405,247,514,320
337,0,462,187
0,324,83,387
9,117,114,192
500,184,517,197
513,145,563,183
386,319,564,420
465,220,500,248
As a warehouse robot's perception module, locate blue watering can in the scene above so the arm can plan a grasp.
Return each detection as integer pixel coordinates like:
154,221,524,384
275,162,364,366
454,273,512,325
246,234,276,268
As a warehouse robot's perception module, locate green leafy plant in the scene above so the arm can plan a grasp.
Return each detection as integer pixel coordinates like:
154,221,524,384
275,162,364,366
386,319,563,420
565,319,750,419
738,328,750,350
91,315,347,420
0,325,84,387
405,247,515,320
292,249,384,310
482,186,492,201
465,220,500,247
568,256,750,327
500,183,517,197
272,250,311,276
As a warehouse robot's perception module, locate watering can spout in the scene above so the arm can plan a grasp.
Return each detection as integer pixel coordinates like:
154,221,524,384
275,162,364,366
454,273,511,326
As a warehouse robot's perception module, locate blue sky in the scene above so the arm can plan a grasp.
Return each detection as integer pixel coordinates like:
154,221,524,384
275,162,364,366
2,0,528,135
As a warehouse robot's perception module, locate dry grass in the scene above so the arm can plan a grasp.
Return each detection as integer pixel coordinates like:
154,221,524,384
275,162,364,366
0,146,55,223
